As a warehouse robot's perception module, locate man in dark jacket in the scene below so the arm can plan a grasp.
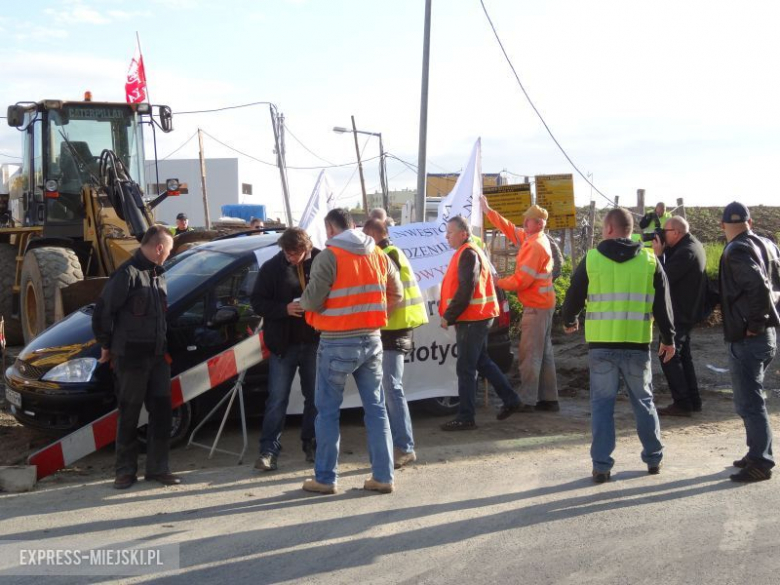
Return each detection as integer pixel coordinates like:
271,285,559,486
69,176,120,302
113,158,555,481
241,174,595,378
651,216,708,416
718,202,779,482
92,225,180,489
251,227,320,470
562,208,675,483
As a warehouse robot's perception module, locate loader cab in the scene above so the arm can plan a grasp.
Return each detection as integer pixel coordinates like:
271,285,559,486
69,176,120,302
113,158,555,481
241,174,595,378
7,100,154,239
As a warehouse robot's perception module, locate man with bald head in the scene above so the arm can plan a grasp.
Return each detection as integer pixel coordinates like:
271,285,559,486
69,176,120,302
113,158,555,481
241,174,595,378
562,207,675,482
651,215,708,416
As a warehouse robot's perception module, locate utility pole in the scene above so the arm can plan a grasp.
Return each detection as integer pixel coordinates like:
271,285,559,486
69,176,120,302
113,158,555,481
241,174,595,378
270,104,293,226
197,128,211,229
378,133,389,211
351,115,369,214
415,0,432,223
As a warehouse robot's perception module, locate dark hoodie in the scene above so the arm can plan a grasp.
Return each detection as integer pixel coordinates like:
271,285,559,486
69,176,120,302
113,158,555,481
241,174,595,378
561,237,675,350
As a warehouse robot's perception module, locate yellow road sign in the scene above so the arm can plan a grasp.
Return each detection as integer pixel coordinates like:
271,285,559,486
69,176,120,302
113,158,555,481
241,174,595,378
483,183,531,230
536,174,575,229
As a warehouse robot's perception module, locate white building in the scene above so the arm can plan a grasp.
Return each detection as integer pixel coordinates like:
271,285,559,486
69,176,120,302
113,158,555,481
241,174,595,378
144,158,258,228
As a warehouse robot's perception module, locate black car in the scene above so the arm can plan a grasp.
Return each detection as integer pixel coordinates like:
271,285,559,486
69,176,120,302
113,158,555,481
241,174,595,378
4,234,514,442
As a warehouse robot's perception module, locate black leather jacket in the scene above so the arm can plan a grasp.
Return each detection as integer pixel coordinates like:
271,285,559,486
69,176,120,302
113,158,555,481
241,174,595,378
718,230,780,342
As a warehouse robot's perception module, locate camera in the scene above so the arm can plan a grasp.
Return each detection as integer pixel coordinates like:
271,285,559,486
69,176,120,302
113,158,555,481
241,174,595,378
641,228,665,244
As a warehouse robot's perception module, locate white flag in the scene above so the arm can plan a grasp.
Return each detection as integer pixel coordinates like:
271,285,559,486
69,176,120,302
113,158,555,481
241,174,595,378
298,170,335,249
436,137,483,229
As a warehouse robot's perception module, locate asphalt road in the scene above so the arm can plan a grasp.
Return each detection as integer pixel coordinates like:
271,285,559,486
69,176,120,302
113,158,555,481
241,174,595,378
1,405,778,585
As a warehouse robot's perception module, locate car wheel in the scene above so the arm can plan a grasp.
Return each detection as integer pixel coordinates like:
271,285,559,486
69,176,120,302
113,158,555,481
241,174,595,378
420,396,460,416
138,402,193,450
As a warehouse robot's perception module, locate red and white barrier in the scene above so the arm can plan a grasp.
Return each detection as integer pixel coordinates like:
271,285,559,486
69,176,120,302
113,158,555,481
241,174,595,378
27,332,269,480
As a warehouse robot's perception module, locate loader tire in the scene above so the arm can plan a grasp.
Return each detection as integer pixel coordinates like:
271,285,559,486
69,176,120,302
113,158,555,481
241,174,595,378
0,243,24,346
20,247,84,344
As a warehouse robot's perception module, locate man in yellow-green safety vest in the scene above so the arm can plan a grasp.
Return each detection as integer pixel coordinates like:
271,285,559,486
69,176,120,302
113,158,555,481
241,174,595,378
638,202,672,247
363,218,429,469
561,207,676,484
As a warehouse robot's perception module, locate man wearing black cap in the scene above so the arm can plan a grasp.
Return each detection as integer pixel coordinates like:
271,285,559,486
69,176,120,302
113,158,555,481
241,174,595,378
172,213,193,236
719,201,780,482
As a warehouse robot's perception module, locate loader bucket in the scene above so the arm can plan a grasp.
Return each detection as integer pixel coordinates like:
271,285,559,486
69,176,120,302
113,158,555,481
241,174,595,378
55,278,110,320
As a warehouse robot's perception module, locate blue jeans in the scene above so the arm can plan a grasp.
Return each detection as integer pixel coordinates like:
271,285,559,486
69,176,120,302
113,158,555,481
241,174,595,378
727,328,776,470
314,335,393,485
260,343,317,456
589,348,663,473
383,349,415,453
455,319,520,422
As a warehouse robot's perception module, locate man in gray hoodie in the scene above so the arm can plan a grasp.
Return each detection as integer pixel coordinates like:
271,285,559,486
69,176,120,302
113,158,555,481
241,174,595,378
300,208,403,495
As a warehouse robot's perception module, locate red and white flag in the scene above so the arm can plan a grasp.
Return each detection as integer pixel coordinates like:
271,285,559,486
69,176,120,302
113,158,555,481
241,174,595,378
125,46,147,104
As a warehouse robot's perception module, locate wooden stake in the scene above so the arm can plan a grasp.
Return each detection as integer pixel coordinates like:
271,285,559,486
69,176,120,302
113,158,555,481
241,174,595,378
588,200,596,250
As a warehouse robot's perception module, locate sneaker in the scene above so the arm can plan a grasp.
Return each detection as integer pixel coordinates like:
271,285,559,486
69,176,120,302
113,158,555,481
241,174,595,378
303,441,316,464
496,402,534,420
730,465,772,483
302,478,337,494
657,403,693,417
254,452,278,471
145,473,183,486
440,419,477,431
113,474,137,490
394,448,417,469
733,456,749,469
363,477,394,494
592,470,611,484
535,400,560,412
648,463,662,475
691,402,703,413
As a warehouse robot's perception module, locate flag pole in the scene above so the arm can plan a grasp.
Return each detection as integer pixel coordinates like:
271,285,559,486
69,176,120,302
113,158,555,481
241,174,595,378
135,31,151,105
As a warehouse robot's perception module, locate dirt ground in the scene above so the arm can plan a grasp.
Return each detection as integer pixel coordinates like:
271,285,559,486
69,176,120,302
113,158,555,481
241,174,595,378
1,323,778,484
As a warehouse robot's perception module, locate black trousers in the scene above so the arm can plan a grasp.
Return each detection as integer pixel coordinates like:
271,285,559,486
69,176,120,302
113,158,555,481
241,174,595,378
113,355,172,476
659,327,702,411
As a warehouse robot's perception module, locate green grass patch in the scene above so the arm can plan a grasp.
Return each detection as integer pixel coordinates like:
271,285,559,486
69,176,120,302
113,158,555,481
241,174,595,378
703,242,723,278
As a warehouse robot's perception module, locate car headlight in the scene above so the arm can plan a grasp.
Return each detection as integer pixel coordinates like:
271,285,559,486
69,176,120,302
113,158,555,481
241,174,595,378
41,358,98,383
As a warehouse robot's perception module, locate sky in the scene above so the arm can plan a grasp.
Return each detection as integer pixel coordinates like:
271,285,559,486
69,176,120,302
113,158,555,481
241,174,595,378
1,0,779,221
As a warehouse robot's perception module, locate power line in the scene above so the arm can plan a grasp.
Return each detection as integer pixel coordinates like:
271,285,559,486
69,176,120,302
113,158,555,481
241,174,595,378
479,0,616,207
143,132,199,170
335,136,372,201
0,152,22,160
201,129,381,170
283,123,337,166
176,101,273,115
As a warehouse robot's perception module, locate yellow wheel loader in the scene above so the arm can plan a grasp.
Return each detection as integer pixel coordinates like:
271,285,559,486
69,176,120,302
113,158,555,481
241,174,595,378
0,97,182,345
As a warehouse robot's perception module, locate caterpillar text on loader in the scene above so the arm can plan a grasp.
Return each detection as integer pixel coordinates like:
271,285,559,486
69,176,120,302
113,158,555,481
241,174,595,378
0,96,181,345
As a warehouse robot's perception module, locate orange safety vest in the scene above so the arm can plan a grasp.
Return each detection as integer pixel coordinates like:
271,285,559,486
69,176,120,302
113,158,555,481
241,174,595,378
439,241,499,322
487,209,555,309
306,246,389,332
496,231,556,309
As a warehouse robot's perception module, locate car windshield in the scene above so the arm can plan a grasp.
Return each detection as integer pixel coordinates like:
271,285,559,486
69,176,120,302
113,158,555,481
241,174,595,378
165,248,237,305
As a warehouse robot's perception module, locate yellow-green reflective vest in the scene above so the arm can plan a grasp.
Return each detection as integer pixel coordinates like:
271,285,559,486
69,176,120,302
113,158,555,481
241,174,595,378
383,245,429,331
585,248,656,344
642,211,672,248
